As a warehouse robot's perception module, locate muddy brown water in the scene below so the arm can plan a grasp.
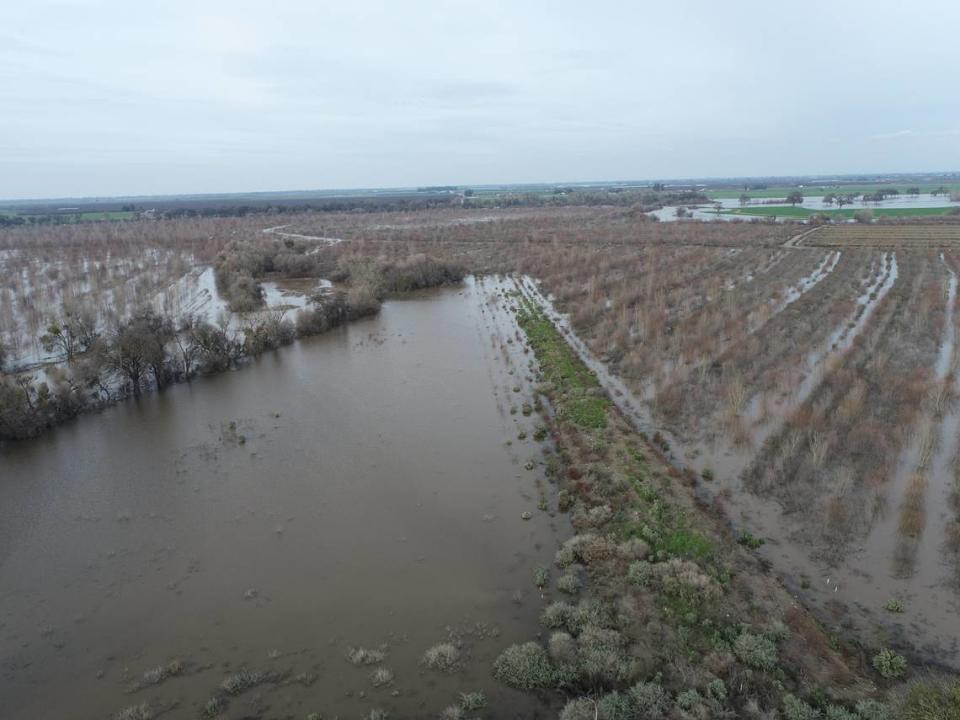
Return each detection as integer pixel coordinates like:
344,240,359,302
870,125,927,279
0,278,568,719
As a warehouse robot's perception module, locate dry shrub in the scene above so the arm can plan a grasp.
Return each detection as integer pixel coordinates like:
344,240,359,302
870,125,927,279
781,607,855,688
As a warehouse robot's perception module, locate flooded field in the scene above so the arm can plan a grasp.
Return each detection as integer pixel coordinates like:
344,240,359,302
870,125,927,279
0,278,568,719
651,192,960,222
515,246,960,668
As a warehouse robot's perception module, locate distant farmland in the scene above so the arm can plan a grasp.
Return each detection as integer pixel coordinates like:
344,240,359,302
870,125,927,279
721,205,957,220
802,222,960,247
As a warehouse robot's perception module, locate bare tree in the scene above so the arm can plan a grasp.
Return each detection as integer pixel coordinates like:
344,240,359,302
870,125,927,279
174,315,200,379
40,305,98,360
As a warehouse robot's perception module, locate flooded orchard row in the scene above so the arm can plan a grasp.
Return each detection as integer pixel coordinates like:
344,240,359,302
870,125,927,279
516,260,960,670
0,277,569,720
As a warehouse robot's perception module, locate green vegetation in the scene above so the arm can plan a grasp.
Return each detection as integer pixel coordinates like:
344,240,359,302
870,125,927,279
422,642,461,672
220,669,267,695
897,679,960,719
492,642,557,689
884,598,905,613
515,298,610,429
494,284,907,719
873,648,908,679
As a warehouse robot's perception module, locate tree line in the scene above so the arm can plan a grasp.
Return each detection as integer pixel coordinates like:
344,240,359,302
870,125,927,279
0,252,464,442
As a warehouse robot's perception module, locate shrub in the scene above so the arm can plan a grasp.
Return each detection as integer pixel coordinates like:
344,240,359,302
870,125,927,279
597,690,637,720
423,642,460,672
577,625,630,686
542,601,574,629
141,659,183,686
492,642,556,689
733,631,778,670
440,705,465,720
548,631,579,666
654,558,722,605
854,699,893,720
558,571,583,594
872,648,907,679
560,698,598,720
617,538,650,561
568,599,616,634
738,530,765,550
884,599,905,613
221,669,266,695
628,680,671,718
370,667,393,687
676,688,703,711
707,678,727,701
458,691,486,712
896,679,960,719
202,696,227,718
783,694,822,720
626,560,653,587
825,705,858,720
347,646,387,665
534,566,550,588
114,705,153,720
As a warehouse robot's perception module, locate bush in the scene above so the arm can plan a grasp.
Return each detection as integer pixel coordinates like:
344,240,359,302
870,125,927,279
628,680,670,718
557,571,583,594
707,678,727,701
783,694,822,720
381,254,465,293
676,689,703,711
548,631,579,666
534,566,550,588
576,625,630,686
114,705,153,720
733,631,778,670
626,560,653,587
825,705,857,720
492,642,556,689
295,293,349,335
597,690,637,720
897,679,960,719
884,599,905,613
458,691,486,712
872,648,907,679
854,699,893,720
220,669,266,695
422,642,460,672
560,698,597,720
347,646,386,665
542,601,574,629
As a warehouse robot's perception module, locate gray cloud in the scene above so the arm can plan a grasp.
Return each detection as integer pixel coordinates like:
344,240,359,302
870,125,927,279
1,0,958,199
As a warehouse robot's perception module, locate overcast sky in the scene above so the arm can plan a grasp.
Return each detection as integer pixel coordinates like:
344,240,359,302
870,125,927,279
2,0,959,199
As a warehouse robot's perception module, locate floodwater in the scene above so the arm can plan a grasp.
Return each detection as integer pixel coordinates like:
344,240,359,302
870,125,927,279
0,278,567,719
651,192,960,222
519,267,960,670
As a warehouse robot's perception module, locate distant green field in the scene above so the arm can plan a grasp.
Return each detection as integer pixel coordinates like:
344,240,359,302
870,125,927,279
0,210,135,223
706,184,960,200
718,205,957,219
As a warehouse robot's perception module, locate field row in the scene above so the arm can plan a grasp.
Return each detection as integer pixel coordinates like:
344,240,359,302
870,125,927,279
803,223,960,247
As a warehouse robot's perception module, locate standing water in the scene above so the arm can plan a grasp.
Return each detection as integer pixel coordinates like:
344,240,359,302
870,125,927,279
0,278,567,719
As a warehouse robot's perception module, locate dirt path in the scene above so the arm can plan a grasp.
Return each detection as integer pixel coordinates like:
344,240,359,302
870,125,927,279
784,225,823,248
262,224,345,245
